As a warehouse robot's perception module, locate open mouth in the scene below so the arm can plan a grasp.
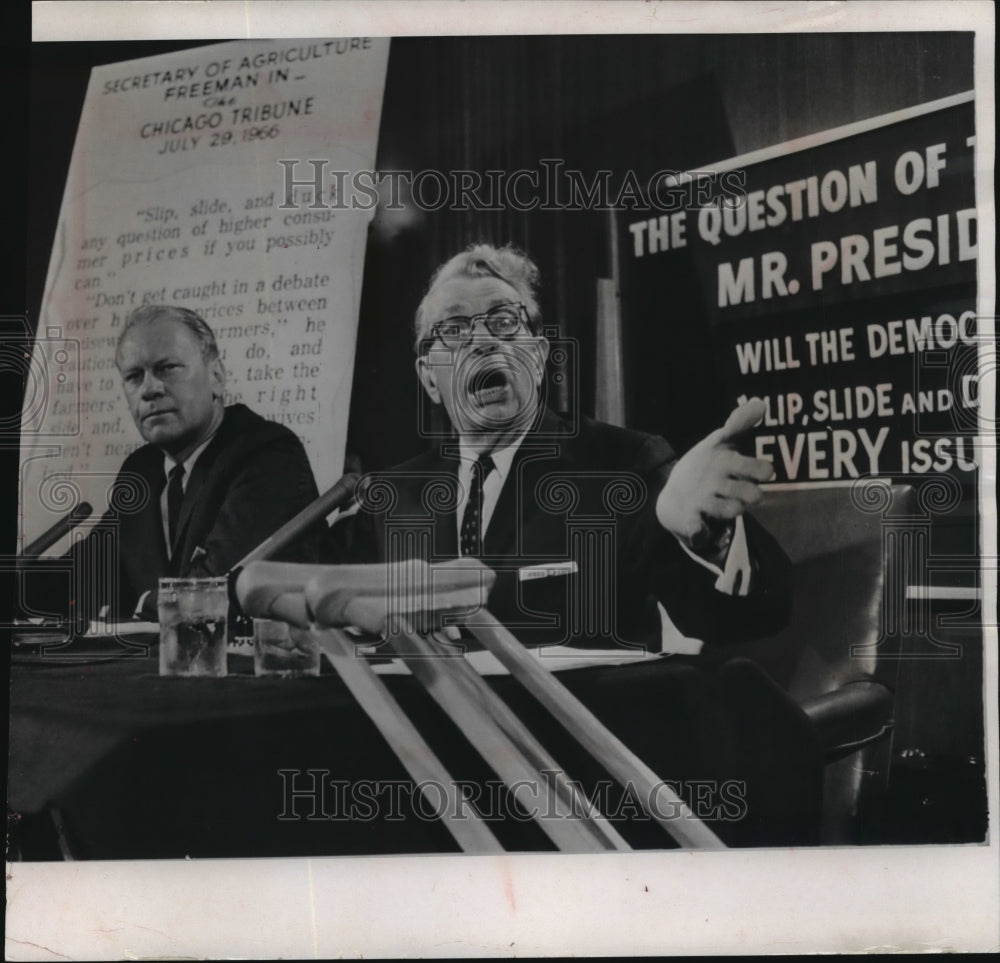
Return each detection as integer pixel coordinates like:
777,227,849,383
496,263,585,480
469,367,510,406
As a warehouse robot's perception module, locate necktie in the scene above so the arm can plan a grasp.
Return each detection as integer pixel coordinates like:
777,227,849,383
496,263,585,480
460,454,495,557
166,463,185,550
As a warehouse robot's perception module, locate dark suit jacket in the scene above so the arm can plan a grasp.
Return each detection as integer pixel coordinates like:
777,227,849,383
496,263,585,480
333,408,790,649
21,404,321,625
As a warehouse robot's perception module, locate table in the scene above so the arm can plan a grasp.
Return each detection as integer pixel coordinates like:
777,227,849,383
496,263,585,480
9,637,824,858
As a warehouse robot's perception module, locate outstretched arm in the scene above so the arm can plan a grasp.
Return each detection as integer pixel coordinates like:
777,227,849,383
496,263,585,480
642,399,790,643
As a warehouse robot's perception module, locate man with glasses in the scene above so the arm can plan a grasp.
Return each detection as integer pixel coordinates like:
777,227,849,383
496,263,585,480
346,242,790,651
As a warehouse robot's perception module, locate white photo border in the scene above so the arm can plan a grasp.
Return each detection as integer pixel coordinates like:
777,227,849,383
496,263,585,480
8,1,998,958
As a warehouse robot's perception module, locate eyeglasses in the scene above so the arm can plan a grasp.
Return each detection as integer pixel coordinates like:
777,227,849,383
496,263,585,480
423,301,531,351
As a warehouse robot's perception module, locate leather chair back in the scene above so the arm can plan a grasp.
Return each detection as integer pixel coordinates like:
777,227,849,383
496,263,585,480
740,482,914,701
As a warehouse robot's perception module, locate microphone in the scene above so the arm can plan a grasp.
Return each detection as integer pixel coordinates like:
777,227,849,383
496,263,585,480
21,502,93,558
226,472,360,623
233,472,361,570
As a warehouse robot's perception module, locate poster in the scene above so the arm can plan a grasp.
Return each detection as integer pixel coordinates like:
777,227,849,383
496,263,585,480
620,94,979,483
19,37,388,553
5,1,997,958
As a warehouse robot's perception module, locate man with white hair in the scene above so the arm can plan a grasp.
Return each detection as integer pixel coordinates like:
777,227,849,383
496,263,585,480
344,243,789,650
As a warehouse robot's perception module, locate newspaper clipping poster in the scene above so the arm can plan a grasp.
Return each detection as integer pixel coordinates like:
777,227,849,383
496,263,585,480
5,1,997,958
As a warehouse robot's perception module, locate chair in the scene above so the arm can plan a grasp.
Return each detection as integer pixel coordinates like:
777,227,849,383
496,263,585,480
735,481,912,843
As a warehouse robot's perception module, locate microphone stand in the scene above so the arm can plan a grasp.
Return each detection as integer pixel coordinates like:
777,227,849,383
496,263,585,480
227,472,361,620
19,503,93,559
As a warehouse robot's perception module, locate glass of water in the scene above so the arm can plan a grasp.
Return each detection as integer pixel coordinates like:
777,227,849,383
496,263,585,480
253,618,320,677
158,577,229,677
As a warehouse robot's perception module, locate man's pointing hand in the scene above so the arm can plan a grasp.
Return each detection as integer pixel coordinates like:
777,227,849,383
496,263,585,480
655,397,774,548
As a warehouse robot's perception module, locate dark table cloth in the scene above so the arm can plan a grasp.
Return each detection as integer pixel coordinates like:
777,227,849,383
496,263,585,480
9,637,823,858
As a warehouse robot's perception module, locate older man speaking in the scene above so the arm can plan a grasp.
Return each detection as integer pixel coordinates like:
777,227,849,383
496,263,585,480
342,244,789,650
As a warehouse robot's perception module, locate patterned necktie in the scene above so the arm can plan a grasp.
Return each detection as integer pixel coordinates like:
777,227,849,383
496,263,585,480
459,453,495,557
166,463,185,550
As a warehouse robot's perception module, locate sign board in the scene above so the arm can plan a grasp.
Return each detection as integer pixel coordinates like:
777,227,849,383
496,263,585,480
620,94,981,484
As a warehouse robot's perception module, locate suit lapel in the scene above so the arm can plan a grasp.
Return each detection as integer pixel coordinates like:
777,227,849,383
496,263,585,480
168,415,230,568
483,410,571,559
482,452,523,557
171,462,206,568
431,445,460,560
120,455,170,582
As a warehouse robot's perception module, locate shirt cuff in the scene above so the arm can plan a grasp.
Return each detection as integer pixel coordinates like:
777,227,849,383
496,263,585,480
134,590,152,619
675,515,752,597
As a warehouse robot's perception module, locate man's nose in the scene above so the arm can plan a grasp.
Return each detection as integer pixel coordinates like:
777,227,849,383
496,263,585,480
140,371,165,397
468,320,502,352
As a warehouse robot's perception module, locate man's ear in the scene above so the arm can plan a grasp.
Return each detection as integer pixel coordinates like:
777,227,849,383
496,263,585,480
210,358,226,401
415,356,441,404
532,335,550,383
